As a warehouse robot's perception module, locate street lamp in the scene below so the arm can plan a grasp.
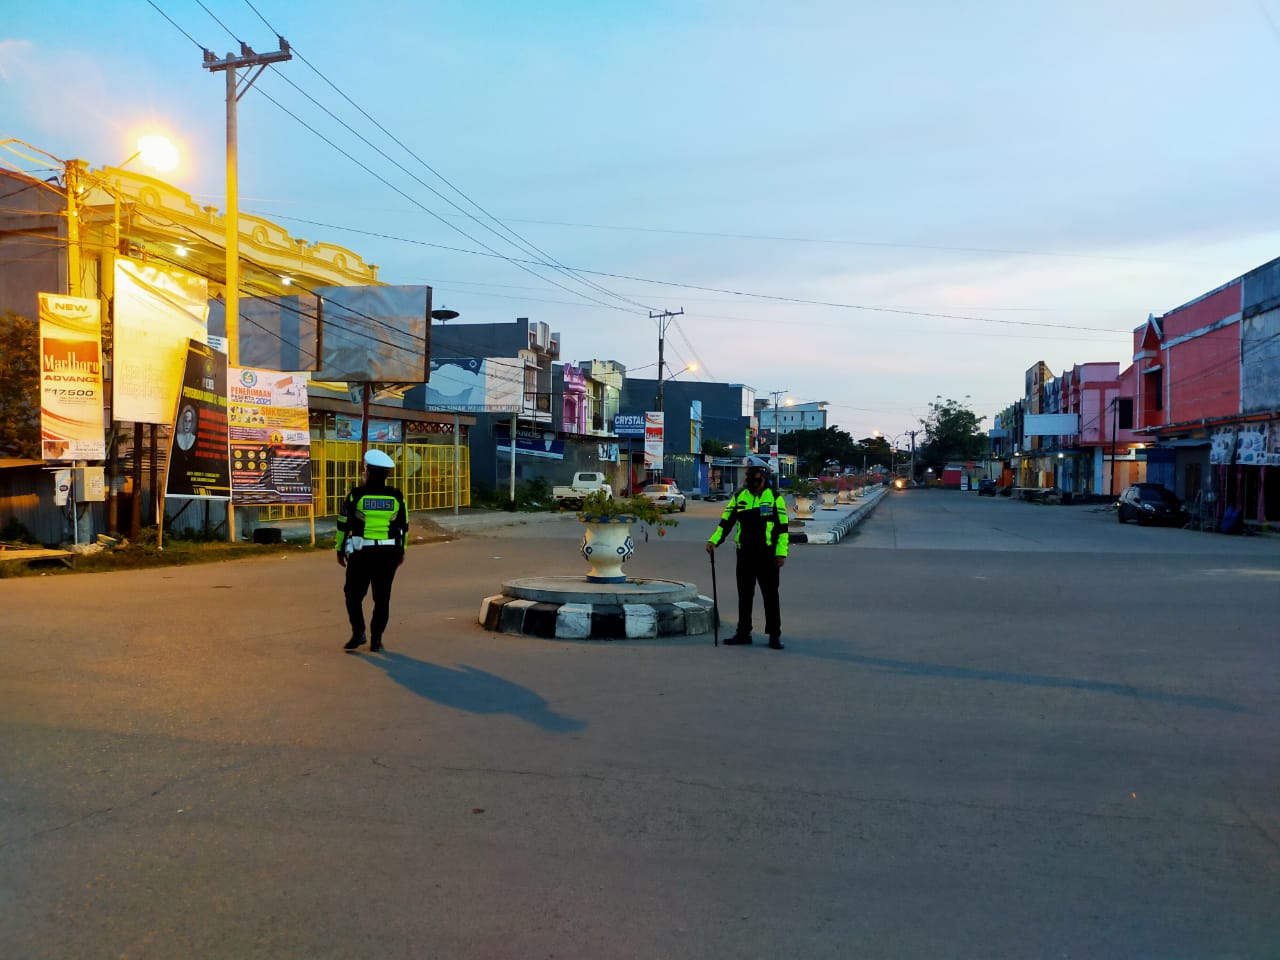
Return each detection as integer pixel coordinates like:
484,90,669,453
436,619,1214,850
428,307,467,515
768,390,791,476
656,361,696,411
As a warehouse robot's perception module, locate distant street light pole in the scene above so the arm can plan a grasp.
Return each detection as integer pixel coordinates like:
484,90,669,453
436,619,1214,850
769,389,790,475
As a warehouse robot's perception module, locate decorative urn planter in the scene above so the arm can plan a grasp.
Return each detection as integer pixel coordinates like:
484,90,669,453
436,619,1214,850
791,494,816,519
837,488,855,504
819,490,839,510
579,515,636,583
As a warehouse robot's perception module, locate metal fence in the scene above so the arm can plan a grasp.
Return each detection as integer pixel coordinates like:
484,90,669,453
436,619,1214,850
256,439,470,520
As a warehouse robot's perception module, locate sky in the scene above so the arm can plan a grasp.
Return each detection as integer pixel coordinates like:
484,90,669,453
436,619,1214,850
4,0,1280,442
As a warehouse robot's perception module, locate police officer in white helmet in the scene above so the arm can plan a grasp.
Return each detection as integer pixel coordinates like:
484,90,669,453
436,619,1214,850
705,456,789,649
336,448,409,652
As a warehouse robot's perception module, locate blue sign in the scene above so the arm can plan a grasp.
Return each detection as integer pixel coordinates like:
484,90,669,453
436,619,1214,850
614,414,645,438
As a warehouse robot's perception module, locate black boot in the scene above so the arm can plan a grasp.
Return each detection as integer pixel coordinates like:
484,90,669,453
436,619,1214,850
344,632,367,650
724,633,753,645
768,636,784,650
369,636,384,653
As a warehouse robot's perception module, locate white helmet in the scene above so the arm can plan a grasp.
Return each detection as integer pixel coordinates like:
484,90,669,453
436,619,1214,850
364,449,394,469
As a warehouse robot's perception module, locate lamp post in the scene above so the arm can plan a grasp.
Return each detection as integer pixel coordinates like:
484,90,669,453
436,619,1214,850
428,307,464,514
652,362,695,483
768,390,790,477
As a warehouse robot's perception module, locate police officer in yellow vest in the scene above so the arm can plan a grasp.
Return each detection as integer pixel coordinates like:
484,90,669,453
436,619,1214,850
337,449,409,652
705,457,789,649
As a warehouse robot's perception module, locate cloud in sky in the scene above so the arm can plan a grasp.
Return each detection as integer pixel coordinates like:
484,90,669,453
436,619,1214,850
4,0,1280,438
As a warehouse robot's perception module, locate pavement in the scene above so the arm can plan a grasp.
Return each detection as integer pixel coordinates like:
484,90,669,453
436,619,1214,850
3,487,1278,959
264,486,891,547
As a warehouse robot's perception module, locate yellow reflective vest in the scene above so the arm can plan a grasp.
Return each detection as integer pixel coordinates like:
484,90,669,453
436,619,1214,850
708,486,789,557
335,481,408,555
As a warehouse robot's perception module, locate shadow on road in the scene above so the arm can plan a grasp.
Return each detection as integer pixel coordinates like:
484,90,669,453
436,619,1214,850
788,647,1245,713
356,651,588,732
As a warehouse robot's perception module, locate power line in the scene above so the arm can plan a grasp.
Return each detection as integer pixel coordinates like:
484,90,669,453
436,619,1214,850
142,0,208,50
247,82,637,317
241,212,1133,334
239,0,657,314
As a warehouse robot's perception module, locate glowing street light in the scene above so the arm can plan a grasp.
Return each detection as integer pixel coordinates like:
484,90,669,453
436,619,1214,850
133,134,180,173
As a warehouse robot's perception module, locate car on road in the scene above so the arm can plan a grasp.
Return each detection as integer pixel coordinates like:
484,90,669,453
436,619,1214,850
1116,483,1187,525
977,478,997,496
639,483,686,512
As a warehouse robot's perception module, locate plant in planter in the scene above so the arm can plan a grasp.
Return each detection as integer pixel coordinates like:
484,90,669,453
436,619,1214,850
789,478,818,519
576,490,677,583
817,478,840,509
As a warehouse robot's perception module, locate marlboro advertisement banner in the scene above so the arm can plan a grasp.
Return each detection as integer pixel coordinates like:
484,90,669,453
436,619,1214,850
644,411,664,470
165,339,231,500
38,293,106,461
228,368,314,505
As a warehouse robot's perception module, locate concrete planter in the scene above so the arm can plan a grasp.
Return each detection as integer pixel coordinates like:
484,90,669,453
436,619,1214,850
791,493,816,519
579,516,636,583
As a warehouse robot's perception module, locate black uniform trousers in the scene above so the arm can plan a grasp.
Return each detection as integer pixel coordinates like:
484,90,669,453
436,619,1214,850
735,548,781,639
344,546,401,641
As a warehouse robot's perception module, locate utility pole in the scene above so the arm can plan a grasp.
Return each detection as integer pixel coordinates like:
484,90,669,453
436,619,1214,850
203,38,291,367
650,308,684,412
1109,395,1119,498
769,389,789,474
908,429,920,484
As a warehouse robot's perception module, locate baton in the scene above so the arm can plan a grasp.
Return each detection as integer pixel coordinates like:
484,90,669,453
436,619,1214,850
709,548,720,646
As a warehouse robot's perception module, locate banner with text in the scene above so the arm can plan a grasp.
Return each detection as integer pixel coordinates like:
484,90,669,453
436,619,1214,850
228,368,313,505
644,411,664,470
165,340,231,499
38,293,105,460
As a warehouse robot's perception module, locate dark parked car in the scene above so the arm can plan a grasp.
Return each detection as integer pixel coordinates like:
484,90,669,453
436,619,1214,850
1116,483,1187,525
977,478,997,496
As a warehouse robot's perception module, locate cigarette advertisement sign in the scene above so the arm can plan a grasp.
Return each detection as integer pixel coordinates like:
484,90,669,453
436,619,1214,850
38,293,106,460
228,368,314,505
165,339,231,499
644,411,664,470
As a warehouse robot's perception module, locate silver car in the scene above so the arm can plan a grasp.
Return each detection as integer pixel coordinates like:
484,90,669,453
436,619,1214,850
639,483,686,512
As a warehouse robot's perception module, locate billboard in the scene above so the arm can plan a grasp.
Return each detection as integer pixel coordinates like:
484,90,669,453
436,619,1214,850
312,285,430,382
613,414,645,438
228,368,313,505
1023,413,1079,436
208,295,320,372
644,412,664,470
420,357,524,412
37,293,105,460
113,258,210,424
164,339,231,500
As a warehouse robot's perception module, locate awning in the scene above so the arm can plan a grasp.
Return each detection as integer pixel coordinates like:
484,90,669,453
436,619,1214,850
1156,438,1211,448
0,458,44,470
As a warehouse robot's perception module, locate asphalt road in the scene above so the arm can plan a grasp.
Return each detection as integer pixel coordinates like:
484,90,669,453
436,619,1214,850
2,491,1278,959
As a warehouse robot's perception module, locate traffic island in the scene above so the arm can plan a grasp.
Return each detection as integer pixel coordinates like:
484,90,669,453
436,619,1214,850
479,576,714,640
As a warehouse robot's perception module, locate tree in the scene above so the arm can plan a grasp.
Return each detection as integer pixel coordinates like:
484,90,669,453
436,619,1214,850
702,438,732,457
918,396,987,468
787,426,858,474
0,312,40,458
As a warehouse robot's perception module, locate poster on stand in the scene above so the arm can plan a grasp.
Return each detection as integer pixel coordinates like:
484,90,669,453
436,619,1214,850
38,293,105,460
164,339,231,499
228,368,313,505
644,412,664,470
